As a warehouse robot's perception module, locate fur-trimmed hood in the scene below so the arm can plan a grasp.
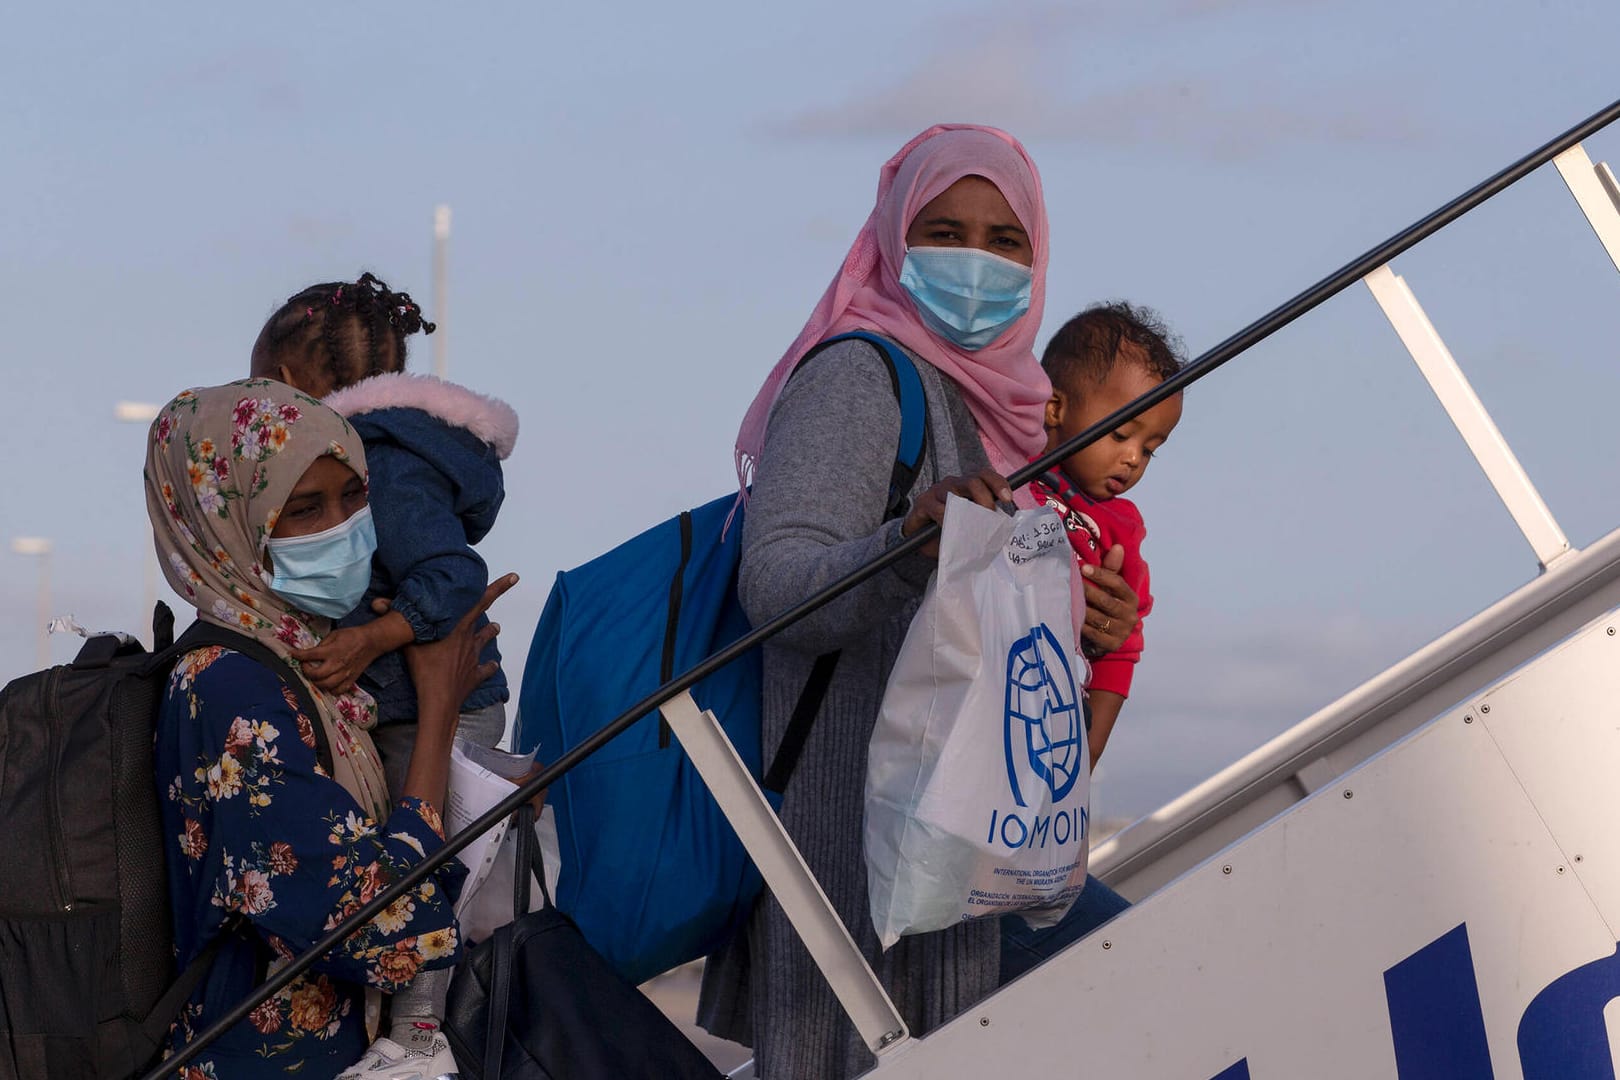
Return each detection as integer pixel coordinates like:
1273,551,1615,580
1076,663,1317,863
325,372,519,460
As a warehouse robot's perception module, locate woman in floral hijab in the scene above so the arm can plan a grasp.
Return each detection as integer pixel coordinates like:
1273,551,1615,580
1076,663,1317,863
146,379,503,1080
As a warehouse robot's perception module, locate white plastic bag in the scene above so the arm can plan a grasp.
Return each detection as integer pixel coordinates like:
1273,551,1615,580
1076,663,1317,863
866,494,1091,949
455,804,561,943
446,738,562,944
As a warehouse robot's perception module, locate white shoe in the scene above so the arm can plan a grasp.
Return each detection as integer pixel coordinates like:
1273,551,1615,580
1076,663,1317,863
336,1032,460,1080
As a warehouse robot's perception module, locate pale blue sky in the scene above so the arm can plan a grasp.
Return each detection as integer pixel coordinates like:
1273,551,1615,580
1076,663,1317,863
5,1,1620,817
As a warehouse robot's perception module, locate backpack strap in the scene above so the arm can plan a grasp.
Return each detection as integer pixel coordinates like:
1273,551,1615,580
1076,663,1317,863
162,621,335,776
483,802,542,1080
765,332,930,794
762,650,841,795
656,510,698,750
138,932,227,1046
795,331,929,520
153,599,176,652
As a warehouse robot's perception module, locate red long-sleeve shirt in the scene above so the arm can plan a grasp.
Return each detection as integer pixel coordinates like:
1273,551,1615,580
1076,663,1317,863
1029,469,1153,698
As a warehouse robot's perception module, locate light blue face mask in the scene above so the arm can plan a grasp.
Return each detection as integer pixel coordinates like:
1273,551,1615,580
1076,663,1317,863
899,246,1034,351
265,504,378,619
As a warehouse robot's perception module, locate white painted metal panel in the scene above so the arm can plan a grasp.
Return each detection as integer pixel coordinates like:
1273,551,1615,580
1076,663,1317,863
658,691,909,1056
1092,523,1620,902
1363,264,1570,569
1554,143,1620,275
868,611,1620,1078
1474,618,1620,937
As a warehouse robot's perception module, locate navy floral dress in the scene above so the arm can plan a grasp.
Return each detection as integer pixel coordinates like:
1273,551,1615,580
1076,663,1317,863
154,646,467,1079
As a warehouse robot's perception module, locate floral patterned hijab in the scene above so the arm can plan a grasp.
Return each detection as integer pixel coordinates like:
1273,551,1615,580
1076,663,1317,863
145,379,390,819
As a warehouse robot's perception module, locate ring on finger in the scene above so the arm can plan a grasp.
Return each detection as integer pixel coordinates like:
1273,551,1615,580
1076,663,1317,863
1099,618,1111,633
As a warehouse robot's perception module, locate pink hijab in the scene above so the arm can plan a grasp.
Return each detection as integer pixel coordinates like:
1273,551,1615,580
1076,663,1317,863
736,126,1096,659
735,124,1052,485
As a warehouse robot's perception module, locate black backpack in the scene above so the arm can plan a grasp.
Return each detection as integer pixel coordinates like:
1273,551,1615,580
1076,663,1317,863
0,606,329,1080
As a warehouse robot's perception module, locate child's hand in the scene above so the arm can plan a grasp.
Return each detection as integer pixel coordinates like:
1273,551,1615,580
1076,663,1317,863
291,614,412,694
291,626,383,695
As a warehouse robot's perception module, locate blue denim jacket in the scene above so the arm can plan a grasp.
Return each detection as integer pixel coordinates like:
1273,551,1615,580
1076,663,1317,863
328,373,519,722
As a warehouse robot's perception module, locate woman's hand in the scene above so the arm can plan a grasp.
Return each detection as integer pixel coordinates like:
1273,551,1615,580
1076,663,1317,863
512,760,549,813
405,573,519,722
901,467,1015,559
395,574,518,812
1079,544,1138,655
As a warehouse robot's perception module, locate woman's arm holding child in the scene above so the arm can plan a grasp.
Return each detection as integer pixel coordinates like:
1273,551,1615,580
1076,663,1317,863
1084,544,1152,766
1087,691,1124,768
397,574,514,809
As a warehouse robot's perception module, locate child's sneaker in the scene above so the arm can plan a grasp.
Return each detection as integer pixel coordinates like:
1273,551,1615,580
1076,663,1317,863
335,1030,459,1080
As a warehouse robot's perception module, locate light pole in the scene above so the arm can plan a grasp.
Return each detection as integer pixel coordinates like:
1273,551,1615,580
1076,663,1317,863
433,204,450,378
115,401,162,633
115,401,161,423
11,537,53,668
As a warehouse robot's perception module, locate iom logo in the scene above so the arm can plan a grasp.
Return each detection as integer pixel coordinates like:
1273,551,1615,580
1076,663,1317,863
1206,923,1620,1079
1003,623,1082,808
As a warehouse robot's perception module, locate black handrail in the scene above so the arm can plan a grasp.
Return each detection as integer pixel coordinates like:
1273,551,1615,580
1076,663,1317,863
140,94,1620,1080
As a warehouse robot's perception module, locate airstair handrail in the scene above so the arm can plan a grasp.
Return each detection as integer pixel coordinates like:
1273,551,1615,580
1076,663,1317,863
141,95,1620,1078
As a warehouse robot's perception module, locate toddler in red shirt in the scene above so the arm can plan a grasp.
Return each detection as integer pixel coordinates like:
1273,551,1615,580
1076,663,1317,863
1031,302,1185,767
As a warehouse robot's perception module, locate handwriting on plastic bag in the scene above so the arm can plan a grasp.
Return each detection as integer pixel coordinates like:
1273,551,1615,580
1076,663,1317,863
1006,512,1066,565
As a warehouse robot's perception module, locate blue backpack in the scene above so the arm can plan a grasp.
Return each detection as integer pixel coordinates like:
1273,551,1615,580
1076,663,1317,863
513,332,928,985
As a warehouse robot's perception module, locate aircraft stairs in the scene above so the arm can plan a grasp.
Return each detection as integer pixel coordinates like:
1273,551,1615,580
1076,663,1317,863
131,97,1620,1080
706,98,1620,1079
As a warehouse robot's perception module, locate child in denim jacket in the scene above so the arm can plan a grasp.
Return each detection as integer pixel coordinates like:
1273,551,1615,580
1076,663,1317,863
250,272,517,1079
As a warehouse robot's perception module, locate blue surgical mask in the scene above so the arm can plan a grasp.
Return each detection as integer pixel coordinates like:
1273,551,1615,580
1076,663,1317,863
266,505,377,619
899,246,1033,351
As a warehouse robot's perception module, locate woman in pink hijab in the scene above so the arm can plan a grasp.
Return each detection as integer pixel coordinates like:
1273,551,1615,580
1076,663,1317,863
700,125,1140,1079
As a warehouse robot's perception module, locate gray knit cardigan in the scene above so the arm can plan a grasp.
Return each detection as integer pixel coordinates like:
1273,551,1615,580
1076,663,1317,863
698,338,995,1079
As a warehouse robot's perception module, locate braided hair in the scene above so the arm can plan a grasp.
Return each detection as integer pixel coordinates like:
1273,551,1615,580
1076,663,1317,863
253,272,436,390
